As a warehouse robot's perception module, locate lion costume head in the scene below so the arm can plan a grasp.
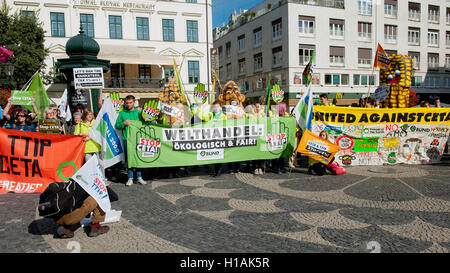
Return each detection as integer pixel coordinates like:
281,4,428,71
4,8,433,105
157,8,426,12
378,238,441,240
218,81,245,106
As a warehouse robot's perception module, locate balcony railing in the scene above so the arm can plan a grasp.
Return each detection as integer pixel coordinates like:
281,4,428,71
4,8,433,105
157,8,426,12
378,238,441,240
408,10,420,21
384,7,398,18
358,32,372,40
428,13,440,23
358,58,371,66
299,56,313,66
408,36,420,45
330,56,344,66
385,34,397,43
292,0,345,9
105,78,164,89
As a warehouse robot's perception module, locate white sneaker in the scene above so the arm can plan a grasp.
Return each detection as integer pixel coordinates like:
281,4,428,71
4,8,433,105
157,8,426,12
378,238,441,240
126,179,133,187
259,168,263,175
136,177,147,185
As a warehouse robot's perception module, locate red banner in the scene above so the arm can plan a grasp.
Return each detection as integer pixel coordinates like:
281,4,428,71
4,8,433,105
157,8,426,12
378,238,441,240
0,128,85,193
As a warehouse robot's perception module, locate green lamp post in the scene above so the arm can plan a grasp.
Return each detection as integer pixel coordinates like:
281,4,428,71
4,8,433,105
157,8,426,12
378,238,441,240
55,27,110,114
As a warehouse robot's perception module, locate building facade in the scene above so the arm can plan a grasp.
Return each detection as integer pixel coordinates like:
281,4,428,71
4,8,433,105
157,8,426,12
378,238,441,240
213,0,450,108
4,0,212,105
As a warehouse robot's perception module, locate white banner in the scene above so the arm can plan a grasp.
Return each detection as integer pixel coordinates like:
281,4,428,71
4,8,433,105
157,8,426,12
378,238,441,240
88,97,125,168
72,154,111,212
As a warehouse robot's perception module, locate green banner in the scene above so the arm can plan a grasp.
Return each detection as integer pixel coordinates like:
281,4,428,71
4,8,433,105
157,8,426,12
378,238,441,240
11,90,33,106
126,117,297,168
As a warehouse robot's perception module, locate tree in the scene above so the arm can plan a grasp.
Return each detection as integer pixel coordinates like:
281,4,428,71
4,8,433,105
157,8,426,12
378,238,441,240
0,5,48,90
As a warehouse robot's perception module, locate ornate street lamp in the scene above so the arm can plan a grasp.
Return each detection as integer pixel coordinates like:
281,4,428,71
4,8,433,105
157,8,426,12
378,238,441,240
4,62,14,76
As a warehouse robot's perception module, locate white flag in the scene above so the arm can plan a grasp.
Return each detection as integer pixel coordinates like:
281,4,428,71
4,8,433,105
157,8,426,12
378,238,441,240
293,83,313,131
58,88,72,122
88,97,125,168
72,154,111,212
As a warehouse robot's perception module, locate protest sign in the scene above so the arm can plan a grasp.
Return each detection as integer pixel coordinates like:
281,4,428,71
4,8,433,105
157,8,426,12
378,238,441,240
11,91,33,106
297,129,340,165
0,129,85,193
312,106,450,165
38,119,61,134
126,117,296,168
374,85,390,102
73,67,104,89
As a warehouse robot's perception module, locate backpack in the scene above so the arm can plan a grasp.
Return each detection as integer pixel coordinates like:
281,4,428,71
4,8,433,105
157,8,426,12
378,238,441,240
327,162,347,175
38,180,76,219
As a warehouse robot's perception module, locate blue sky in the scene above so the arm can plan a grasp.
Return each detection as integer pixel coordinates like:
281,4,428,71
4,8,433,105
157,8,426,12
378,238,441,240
212,0,264,28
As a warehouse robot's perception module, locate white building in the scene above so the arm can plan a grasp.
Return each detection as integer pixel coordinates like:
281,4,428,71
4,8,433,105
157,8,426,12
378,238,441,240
3,0,213,105
213,0,450,108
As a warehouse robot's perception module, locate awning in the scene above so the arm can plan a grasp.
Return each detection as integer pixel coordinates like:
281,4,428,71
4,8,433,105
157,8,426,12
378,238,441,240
98,45,173,66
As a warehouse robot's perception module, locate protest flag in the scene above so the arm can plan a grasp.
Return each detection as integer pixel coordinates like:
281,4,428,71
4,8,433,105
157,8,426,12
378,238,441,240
302,51,315,86
374,43,390,70
88,96,125,168
0,46,13,63
25,73,51,119
173,58,191,106
293,82,313,131
71,154,111,212
264,73,271,115
58,88,72,122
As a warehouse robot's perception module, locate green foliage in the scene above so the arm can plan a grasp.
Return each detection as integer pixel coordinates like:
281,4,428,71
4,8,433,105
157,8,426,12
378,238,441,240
0,5,49,90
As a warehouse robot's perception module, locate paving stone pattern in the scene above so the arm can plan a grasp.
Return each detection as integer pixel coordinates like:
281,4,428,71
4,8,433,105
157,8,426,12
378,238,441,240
1,163,449,253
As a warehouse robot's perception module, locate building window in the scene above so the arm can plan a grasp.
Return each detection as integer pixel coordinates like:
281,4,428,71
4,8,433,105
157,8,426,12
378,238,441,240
162,19,174,41
20,10,34,18
164,68,174,83
238,58,246,75
446,32,450,47
298,16,315,36
272,46,282,68
109,15,122,39
50,12,65,37
329,46,345,66
408,51,420,70
271,18,282,40
358,48,372,66
237,35,245,53
408,2,421,21
428,5,440,23
226,63,231,79
299,44,314,65
218,46,223,60
424,76,440,88
444,77,450,88
428,53,439,69
446,54,450,70
325,74,349,85
139,65,151,83
358,0,372,15
225,42,231,58
136,17,149,40
188,61,199,84
411,76,422,87
358,22,372,40
408,27,420,45
353,74,375,86
253,27,262,48
110,64,125,87
329,19,344,38
187,20,198,42
80,14,94,38
428,30,439,46
384,25,397,43
384,1,397,18
253,53,263,72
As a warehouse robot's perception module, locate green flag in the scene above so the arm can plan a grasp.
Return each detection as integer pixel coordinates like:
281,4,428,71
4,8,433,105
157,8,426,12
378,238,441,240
264,73,271,114
25,73,51,119
302,51,315,86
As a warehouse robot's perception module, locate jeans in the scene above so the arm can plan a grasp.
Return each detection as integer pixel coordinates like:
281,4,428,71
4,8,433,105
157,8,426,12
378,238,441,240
123,141,142,179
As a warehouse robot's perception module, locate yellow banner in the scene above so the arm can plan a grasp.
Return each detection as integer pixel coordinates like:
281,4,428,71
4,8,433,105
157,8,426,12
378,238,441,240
313,106,450,125
297,129,340,165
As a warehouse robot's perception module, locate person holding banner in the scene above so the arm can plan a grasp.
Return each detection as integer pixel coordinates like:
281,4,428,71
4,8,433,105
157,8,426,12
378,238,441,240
271,102,289,174
115,95,147,186
308,130,332,176
3,108,37,132
2,96,39,127
74,110,102,163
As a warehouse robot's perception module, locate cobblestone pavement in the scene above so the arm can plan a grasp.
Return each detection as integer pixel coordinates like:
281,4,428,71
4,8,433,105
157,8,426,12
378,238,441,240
1,160,449,253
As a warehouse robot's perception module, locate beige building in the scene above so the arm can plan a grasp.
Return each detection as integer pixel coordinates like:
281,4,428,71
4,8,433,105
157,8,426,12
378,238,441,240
4,0,213,105
213,0,450,108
